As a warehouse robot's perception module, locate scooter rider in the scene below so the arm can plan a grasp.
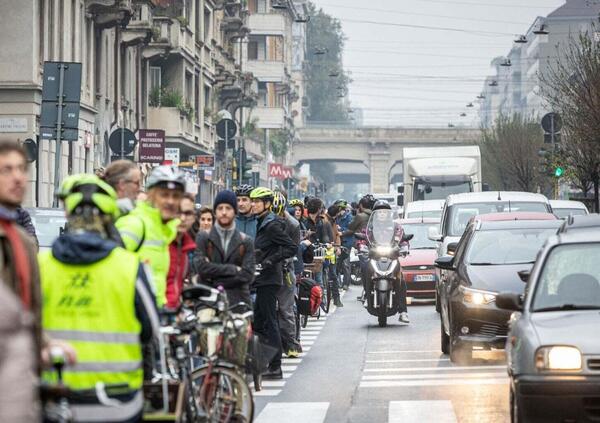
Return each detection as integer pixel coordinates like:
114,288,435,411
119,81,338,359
235,184,257,239
365,200,410,324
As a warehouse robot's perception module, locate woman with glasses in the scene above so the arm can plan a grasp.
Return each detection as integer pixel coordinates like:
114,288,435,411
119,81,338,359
165,193,197,309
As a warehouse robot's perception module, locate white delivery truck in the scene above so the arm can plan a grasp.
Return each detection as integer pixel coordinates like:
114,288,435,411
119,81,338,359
398,146,482,206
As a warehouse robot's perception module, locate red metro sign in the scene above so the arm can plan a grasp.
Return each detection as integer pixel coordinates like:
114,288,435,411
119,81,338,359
268,163,293,180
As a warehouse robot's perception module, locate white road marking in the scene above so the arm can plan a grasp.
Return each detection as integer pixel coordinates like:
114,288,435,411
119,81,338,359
281,365,298,372
366,358,451,363
360,378,508,388
362,372,507,381
250,381,286,388
301,340,315,346
389,401,457,423
363,365,506,373
255,402,330,423
252,389,282,397
301,335,318,340
303,347,312,351
282,358,303,364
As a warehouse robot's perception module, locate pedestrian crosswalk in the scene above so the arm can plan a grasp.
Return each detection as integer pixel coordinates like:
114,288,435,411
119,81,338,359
251,291,345,398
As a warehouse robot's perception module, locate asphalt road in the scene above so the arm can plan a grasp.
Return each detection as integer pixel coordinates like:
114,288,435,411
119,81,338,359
252,286,509,423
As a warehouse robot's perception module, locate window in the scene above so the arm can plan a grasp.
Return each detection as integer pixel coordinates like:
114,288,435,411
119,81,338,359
185,71,193,107
204,85,211,109
38,0,45,64
150,66,162,92
257,82,267,106
71,0,77,61
247,0,267,13
195,75,200,123
58,0,64,59
195,0,201,41
248,35,266,60
203,7,211,42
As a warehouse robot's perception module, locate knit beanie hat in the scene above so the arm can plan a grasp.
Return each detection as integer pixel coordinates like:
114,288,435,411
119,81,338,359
213,190,238,213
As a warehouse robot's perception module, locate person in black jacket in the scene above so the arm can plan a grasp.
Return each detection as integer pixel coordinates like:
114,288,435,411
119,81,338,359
194,190,255,310
249,187,296,380
16,206,38,248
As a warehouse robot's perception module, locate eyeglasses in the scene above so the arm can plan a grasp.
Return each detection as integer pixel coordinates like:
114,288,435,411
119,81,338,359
181,210,195,216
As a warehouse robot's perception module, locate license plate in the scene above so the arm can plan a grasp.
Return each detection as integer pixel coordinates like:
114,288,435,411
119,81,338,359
414,274,434,282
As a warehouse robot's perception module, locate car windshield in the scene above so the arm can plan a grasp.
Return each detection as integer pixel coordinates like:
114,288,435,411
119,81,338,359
467,227,556,265
29,212,66,248
447,202,549,236
407,210,442,219
414,180,471,201
402,223,438,249
532,243,600,311
553,208,587,219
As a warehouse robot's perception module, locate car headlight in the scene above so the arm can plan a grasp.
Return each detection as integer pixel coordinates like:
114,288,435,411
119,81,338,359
536,346,582,371
459,286,496,305
375,246,393,256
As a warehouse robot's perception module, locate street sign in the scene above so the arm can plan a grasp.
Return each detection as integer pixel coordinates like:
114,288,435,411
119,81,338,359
541,112,562,134
138,129,165,164
108,128,137,156
40,127,79,141
164,148,180,165
269,163,293,180
41,62,82,103
216,118,237,140
196,154,215,169
40,102,80,129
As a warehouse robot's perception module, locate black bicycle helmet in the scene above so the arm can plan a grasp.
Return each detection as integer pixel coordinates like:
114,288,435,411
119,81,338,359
360,194,376,209
372,199,391,211
235,184,255,197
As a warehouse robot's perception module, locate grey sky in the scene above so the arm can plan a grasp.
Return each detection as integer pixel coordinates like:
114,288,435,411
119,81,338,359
312,0,565,127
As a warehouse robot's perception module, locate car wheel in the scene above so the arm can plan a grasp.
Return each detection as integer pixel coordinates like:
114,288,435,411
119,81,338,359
440,321,450,354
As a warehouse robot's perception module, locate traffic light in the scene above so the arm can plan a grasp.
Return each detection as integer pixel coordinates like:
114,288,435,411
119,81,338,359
554,166,564,178
240,148,254,184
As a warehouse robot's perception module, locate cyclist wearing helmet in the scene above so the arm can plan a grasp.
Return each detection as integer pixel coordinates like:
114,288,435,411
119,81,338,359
272,191,303,357
335,199,353,289
235,184,257,239
116,165,185,307
365,200,410,323
250,187,296,379
39,174,159,422
344,195,375,302
289,199,304,222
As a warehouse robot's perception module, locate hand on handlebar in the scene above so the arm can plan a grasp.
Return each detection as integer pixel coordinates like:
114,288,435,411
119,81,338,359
41,340,77,369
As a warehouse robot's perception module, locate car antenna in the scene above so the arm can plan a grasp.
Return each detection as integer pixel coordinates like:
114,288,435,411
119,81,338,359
497,191,502,201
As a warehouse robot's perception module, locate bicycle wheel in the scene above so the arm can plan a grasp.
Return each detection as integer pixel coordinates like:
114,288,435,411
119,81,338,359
322,278,332,314
190,365,254,423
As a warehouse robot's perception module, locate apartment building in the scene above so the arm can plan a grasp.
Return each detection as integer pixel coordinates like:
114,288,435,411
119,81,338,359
479,0,600,128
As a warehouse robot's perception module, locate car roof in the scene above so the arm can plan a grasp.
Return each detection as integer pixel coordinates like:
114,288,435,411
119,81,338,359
404,199,445,211
477,218,562,231
25,207,66,216
475,212,556,222
549,199,587,210
557,214,600,234
399,217,441,224
445,191,550,206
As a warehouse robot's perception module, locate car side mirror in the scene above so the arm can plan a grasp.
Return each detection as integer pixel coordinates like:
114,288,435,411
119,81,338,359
435,256,455,271
402,233,414,242
447,242,458,256
518,269,531,283
354,233,367,241
428,226,443,242
495,292,523,311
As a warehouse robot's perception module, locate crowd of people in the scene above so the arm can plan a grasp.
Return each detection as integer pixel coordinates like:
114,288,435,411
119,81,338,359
0,139,404,422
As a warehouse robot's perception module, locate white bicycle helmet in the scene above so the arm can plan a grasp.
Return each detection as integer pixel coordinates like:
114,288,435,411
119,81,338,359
147,165,186,191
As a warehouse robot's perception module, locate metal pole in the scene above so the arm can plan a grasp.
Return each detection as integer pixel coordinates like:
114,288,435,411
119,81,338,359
52,64,66,208
238,146,243,186
120,126,125,159
225,120,230,190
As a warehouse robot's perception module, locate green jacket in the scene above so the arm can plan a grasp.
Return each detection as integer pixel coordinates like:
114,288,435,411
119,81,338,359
116,201,178,307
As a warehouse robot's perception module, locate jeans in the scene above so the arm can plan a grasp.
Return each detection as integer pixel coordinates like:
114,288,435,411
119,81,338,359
277,272,301,352
254,285,282,370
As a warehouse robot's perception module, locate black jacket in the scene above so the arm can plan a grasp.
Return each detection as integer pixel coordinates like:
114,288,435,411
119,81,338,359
194,227,255,308
16,207,38,248
253,212,297,288
303,214,332,244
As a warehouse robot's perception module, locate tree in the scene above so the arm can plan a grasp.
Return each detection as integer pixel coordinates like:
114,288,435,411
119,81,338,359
305,2,350,122
479,113,551,193
540,29,600,211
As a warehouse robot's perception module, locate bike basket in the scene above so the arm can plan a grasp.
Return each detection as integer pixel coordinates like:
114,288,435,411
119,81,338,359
223,319,249,368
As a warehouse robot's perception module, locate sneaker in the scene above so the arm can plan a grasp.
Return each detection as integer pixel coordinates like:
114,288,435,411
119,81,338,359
334,298,344,307
263,367,283,380
398,312,410,324
286,349,299,358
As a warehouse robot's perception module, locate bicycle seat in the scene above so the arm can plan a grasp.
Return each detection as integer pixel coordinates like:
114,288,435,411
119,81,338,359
182,284,219,302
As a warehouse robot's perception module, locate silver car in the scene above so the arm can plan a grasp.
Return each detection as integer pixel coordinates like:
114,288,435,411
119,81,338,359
26,207,66,251
496,215,600,423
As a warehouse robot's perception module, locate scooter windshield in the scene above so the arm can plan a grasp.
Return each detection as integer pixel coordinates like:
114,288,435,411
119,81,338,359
367,210,396,246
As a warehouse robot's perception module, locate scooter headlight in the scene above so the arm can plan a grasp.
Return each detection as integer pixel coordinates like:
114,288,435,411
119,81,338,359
375,246,393,256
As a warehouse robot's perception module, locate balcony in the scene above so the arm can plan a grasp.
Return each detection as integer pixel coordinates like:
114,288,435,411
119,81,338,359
122,3,153,46
146,17,194,60
86,0,134,29
147,107,194,142
252,107,285,129
248,13,286,35
245,60,286,82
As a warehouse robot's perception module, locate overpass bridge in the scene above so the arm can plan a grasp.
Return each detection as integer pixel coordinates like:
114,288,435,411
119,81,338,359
293,125,482,192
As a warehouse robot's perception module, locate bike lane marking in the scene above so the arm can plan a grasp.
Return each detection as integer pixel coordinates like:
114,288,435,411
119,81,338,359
254,402,330,423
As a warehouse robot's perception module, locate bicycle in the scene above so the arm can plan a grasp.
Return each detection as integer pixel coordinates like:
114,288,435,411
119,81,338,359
41,347,133,423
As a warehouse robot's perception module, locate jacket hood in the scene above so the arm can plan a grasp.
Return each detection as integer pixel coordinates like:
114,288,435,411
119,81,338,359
52,232,119,264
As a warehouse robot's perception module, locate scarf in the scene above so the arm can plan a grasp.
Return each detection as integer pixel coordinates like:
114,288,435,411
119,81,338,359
0,219,31,310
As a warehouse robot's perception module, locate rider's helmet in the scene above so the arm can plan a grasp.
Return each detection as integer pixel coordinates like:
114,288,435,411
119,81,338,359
250,187,274,203
334,199,348,209
235,184,255,197
272,191,287,216
360,194,376,210
146,165,186,191
289,199,304,209
58,174,119,219
372,199,392,211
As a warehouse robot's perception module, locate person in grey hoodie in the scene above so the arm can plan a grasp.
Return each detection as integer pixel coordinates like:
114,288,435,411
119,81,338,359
235,184,257,239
